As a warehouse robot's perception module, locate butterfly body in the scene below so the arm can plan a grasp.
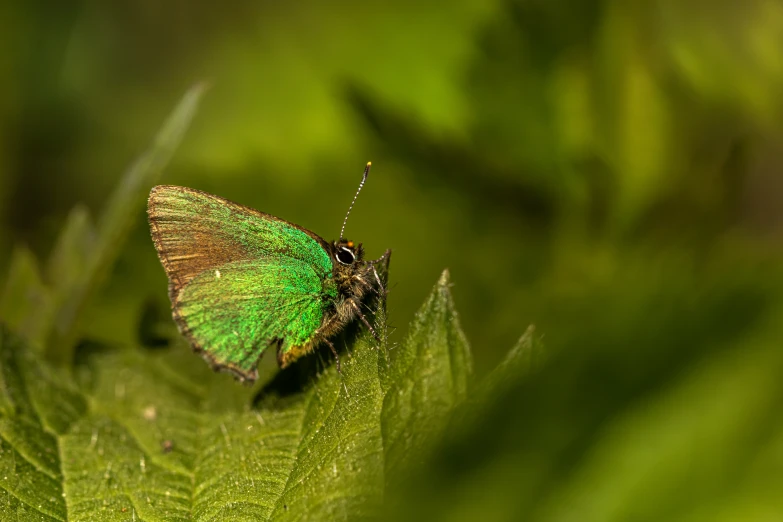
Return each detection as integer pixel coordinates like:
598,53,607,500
147,183,382,383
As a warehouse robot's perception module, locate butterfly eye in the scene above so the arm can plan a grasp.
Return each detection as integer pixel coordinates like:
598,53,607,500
336,247,355,265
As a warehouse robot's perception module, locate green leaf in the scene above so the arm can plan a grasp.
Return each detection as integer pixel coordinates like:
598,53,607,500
0,247,53,349
45,205,94,300
0,266,476,521
0,330,68,521
479,324,543,396
379,269,473,486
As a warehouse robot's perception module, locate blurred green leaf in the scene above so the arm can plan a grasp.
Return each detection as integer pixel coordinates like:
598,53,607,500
0,266,479,520
46,205,93,301
478,324,543,397
375,253,783,522
0,84,205,365
661,0,783,124
534,325,783,522
0,246,53,348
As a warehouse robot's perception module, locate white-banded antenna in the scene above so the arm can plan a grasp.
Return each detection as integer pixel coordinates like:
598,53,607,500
340,162,371,239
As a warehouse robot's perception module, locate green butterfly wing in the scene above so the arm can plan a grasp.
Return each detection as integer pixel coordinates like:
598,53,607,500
148,185,336,381
175,258,337,380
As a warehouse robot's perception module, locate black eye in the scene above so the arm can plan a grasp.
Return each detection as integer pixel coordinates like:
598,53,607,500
336,247,355,265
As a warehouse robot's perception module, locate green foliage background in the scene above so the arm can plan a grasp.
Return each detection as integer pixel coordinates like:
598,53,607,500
2,0,783,520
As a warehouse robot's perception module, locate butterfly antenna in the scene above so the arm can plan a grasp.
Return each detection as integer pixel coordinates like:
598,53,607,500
340,162,371,240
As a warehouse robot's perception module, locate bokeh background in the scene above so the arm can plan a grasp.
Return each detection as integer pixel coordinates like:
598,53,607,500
2,1,783,518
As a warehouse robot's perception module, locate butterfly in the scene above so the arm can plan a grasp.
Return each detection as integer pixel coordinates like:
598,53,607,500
147,162,388,383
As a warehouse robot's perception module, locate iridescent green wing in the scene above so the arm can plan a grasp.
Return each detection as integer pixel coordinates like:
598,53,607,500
147,185,335,381
174,257,337,381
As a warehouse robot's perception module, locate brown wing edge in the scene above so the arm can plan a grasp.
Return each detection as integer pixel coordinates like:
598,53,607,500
147,184,333,384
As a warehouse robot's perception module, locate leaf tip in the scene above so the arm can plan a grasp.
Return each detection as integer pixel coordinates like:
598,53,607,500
437,268,451,287
500,324,545,377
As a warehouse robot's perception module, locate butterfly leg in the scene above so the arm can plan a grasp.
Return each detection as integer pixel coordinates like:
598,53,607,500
355,268,384,297
365,249,391,296
322,338,341,374
370,264,385,295
349,299,381,342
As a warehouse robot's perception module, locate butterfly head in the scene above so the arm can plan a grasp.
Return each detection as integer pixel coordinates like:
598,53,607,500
333,239,364,266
